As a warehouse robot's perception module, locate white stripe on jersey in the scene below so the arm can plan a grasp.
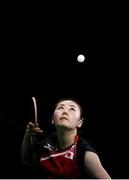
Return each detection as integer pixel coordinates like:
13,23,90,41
40,150,69,161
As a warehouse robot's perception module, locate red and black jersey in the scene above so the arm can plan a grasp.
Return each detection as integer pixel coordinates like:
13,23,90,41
34,132,96,178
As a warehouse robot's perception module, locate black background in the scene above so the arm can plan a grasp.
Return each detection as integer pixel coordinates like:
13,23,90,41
0,2,129,179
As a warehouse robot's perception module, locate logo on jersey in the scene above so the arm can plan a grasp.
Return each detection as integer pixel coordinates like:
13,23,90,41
65,151,74,160
44,143,55,151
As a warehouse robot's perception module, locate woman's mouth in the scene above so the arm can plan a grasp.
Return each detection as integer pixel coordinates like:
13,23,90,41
60,116,69,121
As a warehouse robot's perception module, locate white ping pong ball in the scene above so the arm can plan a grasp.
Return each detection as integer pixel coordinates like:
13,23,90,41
77,54,85,63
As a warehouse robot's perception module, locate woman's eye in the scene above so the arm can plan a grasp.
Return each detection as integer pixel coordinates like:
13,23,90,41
70,108,75,111
58,106,63,110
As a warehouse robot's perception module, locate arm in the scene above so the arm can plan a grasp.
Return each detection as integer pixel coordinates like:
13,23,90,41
21,122,43,166
84,151,111,179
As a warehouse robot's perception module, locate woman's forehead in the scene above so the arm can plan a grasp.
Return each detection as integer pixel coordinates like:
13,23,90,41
57,100,79,108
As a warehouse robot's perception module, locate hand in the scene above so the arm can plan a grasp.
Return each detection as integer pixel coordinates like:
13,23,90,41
26,122,43,135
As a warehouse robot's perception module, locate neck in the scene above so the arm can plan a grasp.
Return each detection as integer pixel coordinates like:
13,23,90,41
56,127,77,149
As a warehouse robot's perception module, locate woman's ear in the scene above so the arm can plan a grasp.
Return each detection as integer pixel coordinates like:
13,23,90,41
77,118,83,128
51,118,54,125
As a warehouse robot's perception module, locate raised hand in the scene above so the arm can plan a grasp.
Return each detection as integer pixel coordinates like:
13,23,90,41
27,122,43,135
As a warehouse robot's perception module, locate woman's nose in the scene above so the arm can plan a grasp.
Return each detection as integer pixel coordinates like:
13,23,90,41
63,108,68,114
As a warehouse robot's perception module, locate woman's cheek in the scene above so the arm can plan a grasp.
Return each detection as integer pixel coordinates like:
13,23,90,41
54,112,60,120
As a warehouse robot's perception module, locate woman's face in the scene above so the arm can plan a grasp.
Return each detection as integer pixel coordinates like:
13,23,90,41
53,100,83,130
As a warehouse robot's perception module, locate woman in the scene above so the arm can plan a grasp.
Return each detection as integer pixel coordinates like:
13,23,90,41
21,98,111,178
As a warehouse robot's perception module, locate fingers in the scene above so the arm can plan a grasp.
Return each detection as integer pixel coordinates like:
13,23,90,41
35,122,39,127
27,122,43,135
27,122,35,128
33,127,43,134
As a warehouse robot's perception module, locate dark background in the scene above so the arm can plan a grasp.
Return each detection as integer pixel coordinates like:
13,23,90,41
0,2,129,179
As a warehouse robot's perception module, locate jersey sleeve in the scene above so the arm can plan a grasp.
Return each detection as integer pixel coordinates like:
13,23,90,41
78,136,96,153
76,136,96,178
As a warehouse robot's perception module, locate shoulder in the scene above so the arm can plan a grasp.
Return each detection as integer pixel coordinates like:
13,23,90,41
76,136,97,178
83,151,111,179
76,136,96,164
77,136,96,153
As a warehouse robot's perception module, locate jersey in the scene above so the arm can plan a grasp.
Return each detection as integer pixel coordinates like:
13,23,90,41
34,132,96,178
